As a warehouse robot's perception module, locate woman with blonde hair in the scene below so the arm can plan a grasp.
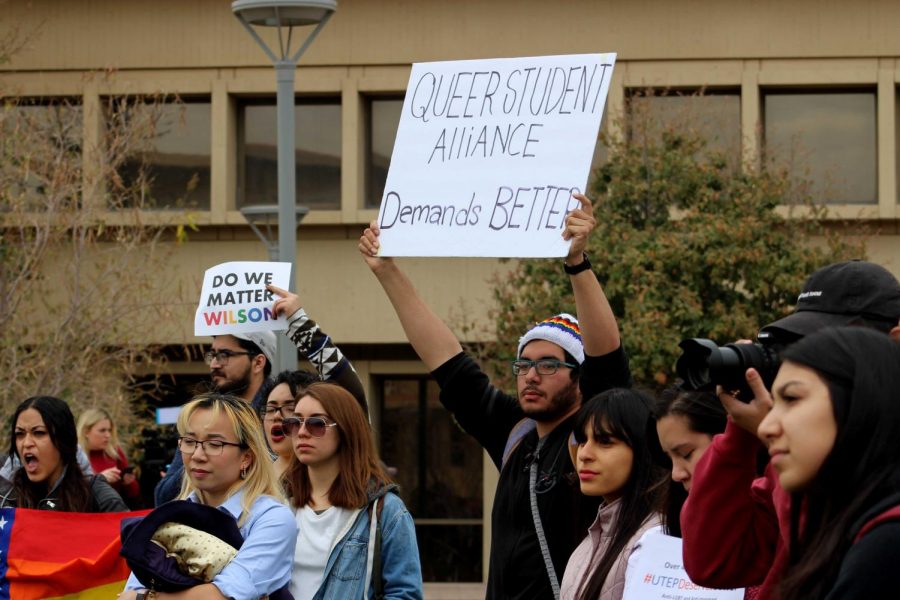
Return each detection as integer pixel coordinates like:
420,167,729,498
2,396,126,512
78,407,141,507
284,382,422,599
121,393,296,600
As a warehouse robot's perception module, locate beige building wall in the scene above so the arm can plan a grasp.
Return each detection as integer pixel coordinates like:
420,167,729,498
3,0,897,334
3,0,900,592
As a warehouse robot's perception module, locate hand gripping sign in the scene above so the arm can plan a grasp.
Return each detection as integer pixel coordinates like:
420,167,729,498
194,261,291,336
376,53,616,258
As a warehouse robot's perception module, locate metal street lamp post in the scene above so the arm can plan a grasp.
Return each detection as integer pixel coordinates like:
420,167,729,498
231,0,337,374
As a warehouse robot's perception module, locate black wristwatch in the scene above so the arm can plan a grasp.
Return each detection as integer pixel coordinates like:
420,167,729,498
564,252,592,275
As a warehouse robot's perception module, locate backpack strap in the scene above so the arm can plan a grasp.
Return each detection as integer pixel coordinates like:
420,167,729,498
502,418,537,470
366,497,385,600
528,437,560,599
374,504,384,600
853,505,900,544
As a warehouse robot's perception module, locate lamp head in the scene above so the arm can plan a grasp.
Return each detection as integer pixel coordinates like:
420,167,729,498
231,0,337,27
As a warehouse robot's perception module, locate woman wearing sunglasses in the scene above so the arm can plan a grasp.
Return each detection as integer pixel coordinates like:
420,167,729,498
260,285,369,481
121,393,296,600
1,396,126,512
283,382,423,600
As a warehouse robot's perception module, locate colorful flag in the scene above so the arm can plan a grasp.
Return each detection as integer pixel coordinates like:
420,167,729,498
0,507,149,600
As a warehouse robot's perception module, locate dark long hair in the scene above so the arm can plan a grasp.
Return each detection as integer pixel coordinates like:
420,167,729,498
777,327,900,600
654,386,727,536
257,369,319,419
655,386,727,437
285,383,390,509
9,396,93,511
571,388,669,600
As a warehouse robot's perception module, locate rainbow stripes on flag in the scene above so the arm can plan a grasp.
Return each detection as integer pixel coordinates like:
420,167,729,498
0,507,148,599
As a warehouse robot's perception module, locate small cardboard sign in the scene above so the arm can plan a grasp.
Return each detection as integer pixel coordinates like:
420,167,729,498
376,53,616,258
623,534,744,600
193,261,291,336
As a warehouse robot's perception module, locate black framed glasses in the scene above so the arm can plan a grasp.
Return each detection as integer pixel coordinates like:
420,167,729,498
262,403,297,419
281,416,338,438
511,358,578,376
204,349,254,366
178,436,245,456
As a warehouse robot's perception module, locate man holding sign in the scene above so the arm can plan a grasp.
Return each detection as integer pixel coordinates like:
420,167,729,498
156,262,367,505
359,193,631,600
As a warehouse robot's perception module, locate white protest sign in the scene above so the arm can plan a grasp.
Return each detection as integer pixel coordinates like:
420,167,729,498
623,534,743,600
377,53,616,258
194,261,291,336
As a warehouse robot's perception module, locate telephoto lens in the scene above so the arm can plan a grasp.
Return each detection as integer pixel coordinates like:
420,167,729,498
675,338,782,401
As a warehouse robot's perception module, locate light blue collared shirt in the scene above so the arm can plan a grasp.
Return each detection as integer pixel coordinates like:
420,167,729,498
125,490,297,599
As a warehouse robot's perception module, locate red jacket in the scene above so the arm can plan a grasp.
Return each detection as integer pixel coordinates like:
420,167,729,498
89,446,141,504
680,421,790,599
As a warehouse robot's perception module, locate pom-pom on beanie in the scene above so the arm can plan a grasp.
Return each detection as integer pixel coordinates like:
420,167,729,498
517,313,584,364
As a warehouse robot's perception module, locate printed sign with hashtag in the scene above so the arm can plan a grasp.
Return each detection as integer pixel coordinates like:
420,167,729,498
622,533,743,600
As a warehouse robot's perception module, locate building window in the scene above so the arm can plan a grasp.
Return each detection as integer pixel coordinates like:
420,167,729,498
378,376,483,582
105,98,211,210
627,89,742,163
3,98,82,211
764,89,876,204
896,87,900,204
365,96,404,209
238,98,341,211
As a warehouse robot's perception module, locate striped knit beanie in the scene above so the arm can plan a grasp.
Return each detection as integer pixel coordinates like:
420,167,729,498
516,313,584,364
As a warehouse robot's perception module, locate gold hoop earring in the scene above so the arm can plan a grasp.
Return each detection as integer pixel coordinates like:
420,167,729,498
240,466,247,479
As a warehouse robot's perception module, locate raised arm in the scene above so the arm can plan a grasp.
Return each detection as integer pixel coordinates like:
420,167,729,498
269,285,369,414
681,370,782,589
358,222,463,371
563,193,620,356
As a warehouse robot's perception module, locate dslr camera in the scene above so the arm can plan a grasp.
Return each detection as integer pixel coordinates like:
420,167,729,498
675,338,784,401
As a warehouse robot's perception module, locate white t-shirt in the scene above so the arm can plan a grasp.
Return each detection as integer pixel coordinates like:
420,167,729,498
290,504,356,600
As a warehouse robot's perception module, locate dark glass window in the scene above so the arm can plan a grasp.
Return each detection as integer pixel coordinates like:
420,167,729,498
3,99,82,211
896,88,900,204
764,90,876,204
365,97,404,209
378,376,483,582
628,89,742,163
238,98,341,210
106,98,211,210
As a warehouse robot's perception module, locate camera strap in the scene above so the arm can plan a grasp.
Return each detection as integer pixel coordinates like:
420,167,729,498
529,437,560,600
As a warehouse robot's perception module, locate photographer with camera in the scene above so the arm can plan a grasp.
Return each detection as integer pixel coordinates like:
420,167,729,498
678,260,900,599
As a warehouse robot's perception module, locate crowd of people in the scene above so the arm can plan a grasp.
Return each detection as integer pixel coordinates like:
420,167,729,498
3,192,900,600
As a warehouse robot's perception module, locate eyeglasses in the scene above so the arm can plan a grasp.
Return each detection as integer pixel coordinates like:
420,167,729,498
262,403,296,419
178,436,245,456
204,349,254,366
281,416,338,438
511,359,578,376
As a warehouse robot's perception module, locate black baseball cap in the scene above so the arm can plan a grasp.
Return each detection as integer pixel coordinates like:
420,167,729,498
758,260,900,342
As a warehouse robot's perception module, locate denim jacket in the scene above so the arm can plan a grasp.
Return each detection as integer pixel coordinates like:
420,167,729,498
298,483,423,600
